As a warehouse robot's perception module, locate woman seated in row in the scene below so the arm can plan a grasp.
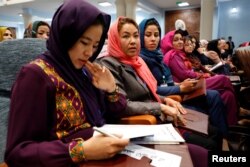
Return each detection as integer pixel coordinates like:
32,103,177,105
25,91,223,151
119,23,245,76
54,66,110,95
5,0,128,166
0,27,13,42
97,16,186,126
207,38,237,73
184,35,216,77
161,30,238,126
23,20,50,39
97,16,209,166
138,18,227,135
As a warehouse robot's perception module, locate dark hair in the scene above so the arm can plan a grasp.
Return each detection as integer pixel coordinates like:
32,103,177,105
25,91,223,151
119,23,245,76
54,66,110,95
207,39,221,55
92,15,105,27
118,17,138,33
32,21,50,37
183,35,192,43
145,19,160,30
175,29,189,37
187,35,199,50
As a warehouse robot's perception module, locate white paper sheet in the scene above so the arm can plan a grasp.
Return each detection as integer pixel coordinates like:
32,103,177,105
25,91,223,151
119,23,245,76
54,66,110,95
93,124,154,139
121,144,182,167
131,124,185,144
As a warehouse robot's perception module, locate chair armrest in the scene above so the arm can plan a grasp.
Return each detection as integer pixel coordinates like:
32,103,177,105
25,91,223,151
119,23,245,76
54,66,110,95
120,115,157,125
167,95,183,102
119,95,182,125
0,162,8,167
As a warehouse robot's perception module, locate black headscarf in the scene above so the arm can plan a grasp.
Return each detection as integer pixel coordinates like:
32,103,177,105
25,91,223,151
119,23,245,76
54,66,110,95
207,39,221,56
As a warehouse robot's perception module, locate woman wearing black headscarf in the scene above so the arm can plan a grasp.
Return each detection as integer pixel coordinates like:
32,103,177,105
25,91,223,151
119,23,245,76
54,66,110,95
5,0,129,166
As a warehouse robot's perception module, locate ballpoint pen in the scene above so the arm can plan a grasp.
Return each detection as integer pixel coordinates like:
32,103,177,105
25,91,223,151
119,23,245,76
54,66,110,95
93,127,119,139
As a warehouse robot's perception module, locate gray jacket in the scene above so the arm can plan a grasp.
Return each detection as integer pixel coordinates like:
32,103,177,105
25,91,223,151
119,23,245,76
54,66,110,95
97,56,162,117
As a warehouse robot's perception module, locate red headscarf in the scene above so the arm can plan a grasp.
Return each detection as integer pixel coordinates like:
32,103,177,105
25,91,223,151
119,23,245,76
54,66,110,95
107,16,161,102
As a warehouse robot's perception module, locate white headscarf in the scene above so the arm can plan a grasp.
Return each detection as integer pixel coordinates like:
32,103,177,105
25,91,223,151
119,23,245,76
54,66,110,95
175,19,186,31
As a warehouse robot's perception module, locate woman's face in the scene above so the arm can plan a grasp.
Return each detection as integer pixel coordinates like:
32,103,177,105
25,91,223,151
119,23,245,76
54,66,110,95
191,37,196,48
119,23,140,57
144,24,160,51
68,24,103,69
36,25,50,39
218,39,226,50
3,29,13,40
172,33,184,50
184,39,194,54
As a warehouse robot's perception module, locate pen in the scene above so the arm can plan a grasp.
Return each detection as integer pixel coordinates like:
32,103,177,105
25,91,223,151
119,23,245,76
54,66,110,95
93,127,119,139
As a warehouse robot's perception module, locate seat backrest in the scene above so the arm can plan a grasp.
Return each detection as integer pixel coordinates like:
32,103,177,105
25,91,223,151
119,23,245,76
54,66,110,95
235,46,250,81
0,38,46,163
0,38,47,96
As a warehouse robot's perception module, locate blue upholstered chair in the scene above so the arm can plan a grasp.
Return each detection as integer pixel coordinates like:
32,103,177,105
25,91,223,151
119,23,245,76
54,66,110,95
0,38,47,163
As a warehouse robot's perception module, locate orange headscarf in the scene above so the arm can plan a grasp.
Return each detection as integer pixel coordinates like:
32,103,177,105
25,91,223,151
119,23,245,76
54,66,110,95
107,16,161,102
0,27,7,42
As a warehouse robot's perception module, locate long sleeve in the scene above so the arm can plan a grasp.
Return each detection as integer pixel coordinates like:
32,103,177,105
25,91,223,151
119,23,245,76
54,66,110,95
166,54,197,82
141,55,180,96
5,65,73,167
97,57,162,117
157,85,180,96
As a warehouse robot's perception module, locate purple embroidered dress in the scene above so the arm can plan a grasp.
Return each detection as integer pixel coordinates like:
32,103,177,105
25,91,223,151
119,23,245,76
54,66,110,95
4,0,126,166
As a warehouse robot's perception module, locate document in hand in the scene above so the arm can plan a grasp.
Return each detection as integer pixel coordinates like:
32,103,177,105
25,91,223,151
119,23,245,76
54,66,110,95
131,124,185,144
179,108,209,136
182,77,206,101
93,124,155,139
209,61,224,72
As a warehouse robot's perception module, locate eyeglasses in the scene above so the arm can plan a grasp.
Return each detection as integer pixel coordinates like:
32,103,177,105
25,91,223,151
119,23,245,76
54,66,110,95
184,43,194,47
3,33,13,37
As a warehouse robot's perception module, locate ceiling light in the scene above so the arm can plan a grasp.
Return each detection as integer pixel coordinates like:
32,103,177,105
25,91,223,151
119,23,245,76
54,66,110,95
45,18,52,22
5,0,34,5
18,13,23,16
230,7,238,13
136,7,142,11
98,2,112,7
176,2,189,7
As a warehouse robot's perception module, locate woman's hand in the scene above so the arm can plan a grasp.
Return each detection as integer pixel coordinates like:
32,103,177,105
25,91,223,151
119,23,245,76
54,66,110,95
179,78,198,93
83,135,129,160
85,61,116,93
163,97,187,114
160,104,186,127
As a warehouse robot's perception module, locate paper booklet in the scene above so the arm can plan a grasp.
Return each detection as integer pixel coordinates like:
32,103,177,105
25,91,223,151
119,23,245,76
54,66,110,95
94,124,185,144
179,108,209,136
121,143,182,167
227,75,241,82
93,124,155,139
182,77,206,101
131,124,185,144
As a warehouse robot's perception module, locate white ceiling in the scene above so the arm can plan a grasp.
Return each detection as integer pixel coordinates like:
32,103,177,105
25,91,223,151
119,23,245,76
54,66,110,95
0,0,234,23
0,0,203,23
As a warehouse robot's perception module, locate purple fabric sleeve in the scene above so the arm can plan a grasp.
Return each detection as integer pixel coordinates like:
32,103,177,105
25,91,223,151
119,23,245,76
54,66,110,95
5,63,128,166
166,53,197,82
5,65,73,166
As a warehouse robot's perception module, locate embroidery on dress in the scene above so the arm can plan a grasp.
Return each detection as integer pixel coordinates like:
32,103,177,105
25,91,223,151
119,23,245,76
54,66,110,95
31,59,90,139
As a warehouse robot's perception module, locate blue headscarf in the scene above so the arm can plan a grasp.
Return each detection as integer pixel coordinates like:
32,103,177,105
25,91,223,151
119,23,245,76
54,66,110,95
139,18,163,62
139,18,174,86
